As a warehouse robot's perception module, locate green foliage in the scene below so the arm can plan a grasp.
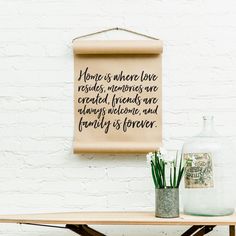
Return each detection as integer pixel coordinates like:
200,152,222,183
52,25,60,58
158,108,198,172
150,151,184,189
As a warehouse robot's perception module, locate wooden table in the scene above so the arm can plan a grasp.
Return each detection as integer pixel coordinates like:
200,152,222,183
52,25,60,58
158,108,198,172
0,211,235,236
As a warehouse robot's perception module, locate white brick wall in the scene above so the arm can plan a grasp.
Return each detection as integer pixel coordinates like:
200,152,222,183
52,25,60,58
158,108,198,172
0,0,236,235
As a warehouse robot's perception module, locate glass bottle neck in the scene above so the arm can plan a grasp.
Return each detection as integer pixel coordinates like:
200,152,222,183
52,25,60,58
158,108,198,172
199,116,217,136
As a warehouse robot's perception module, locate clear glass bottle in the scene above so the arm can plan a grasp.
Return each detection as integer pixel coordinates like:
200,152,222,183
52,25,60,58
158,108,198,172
182,116,235,216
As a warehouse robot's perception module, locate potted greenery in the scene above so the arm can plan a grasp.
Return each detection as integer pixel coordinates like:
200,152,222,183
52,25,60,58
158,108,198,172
147,148,184,218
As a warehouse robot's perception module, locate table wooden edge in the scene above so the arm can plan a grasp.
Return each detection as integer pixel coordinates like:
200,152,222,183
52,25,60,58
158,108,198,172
0,220,235,226
0,212,236,225
0,212,235,236
0,212,235,226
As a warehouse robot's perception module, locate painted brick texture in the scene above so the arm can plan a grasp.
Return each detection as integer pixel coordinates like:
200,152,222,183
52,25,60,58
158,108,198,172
0,0,236,235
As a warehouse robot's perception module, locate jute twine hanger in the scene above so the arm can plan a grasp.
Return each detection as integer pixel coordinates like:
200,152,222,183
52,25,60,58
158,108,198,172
72,27,159,42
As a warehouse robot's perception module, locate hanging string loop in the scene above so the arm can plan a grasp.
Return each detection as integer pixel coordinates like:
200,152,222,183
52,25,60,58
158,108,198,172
72,27,159,42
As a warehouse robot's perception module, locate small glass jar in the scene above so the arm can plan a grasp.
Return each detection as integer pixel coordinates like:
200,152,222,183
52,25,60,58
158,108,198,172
182,116,235,216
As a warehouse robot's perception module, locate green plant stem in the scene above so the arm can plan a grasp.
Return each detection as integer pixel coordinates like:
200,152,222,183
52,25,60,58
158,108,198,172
170,167,173,188
173,164,175,187
177,168,184,188
150,151,184,189
152,160,162,188
151,162,158,188
177,153,183,187
162,161,166,188
155,152,164,188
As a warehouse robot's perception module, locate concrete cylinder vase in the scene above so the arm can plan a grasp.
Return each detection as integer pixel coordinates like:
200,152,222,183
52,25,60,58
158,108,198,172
155,188,179,218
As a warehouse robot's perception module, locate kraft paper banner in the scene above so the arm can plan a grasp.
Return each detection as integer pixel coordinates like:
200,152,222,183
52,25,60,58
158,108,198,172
73,40,163,153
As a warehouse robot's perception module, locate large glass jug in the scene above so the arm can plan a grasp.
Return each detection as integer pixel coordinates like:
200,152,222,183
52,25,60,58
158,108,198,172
182,116,235,216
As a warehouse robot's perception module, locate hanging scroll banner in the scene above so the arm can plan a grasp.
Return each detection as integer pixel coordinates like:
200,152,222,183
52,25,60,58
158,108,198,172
73,40,163,153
